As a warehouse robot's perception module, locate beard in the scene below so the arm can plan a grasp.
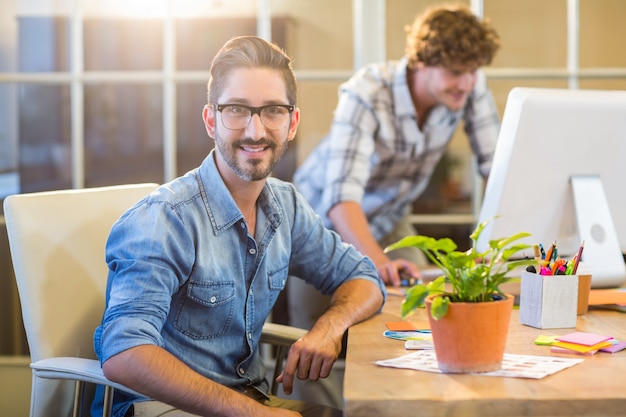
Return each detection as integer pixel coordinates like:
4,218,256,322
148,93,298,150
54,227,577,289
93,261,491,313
214,132,289,182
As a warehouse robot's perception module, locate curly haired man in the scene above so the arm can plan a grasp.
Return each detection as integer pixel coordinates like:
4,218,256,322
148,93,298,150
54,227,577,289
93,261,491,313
293,4,501,291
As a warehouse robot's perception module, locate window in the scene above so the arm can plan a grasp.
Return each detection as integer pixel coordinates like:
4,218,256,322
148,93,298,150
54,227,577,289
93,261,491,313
1,0,626,225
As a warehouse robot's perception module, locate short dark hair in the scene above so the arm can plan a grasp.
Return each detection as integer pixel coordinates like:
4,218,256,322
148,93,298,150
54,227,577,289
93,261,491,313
405,4,500,70
207,36,297,105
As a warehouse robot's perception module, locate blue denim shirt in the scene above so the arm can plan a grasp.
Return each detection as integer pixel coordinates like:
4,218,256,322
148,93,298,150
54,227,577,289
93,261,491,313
92,150,384,417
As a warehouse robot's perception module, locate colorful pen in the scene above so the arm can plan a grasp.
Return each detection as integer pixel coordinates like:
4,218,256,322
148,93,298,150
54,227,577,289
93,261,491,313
551,258,566,275
544,241,556,265
572,240,585,274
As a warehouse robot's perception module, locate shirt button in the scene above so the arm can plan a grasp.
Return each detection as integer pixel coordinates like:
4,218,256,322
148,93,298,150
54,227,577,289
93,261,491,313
248,332,252,340
239,368,245,375
210,296,217,303
249,248,256,255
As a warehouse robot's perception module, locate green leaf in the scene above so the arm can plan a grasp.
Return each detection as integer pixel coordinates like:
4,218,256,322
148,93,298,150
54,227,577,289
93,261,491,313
469,215,500,244
464,277,486,299
384,235,457,254
401,285,429,318
430,296,449,320
426,237,458,252
427,276,446,293
501,243,532,260
494,232,532,250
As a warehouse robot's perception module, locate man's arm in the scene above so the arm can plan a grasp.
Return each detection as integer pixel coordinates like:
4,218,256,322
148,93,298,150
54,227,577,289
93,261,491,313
328,201,420,286
102,345,300,417
277,278,384,394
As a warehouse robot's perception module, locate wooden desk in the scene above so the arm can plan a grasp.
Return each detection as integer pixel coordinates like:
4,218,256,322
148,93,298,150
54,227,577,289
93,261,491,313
343,289,626,417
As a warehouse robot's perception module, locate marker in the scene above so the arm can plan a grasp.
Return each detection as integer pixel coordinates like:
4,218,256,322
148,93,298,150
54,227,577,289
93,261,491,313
551,259,566,275
539,243,546,259
544,241,556,265
540,266,552,275
565,256,576,275
572,240,585,274
532,244,542,263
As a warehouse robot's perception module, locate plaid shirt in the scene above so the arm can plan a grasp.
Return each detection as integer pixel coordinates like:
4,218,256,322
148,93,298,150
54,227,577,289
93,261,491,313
294,57,500,241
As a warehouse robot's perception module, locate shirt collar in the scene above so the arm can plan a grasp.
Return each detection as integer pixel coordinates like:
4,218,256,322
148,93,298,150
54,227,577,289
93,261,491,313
197,149,283,234
392,57,415,118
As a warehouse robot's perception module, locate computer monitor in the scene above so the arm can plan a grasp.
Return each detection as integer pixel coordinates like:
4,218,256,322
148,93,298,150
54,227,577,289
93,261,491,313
476,87,626,288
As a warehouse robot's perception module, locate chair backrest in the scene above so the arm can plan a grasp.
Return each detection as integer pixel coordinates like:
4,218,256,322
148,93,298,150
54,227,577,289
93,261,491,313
4,184,159,363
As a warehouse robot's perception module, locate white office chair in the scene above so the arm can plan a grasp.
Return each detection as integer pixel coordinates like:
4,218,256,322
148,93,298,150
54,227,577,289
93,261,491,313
4,184,306,417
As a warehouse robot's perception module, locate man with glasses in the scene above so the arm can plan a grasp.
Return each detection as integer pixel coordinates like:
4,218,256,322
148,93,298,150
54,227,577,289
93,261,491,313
92,35,384,417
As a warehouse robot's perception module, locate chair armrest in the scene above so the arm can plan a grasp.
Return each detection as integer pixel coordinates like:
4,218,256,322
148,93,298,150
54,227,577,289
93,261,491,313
260,322,307,347
32,325,307,403
260,322,307,395
31,357,144,398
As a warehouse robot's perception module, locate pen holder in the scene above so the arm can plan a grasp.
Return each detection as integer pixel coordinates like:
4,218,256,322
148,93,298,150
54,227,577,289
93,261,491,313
519,270,578,329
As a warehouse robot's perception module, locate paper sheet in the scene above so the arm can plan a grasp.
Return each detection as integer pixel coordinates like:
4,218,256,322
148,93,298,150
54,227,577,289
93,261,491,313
375,351,583,379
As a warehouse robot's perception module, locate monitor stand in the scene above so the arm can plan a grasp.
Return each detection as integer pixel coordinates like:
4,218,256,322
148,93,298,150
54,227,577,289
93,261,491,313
571,175,626,288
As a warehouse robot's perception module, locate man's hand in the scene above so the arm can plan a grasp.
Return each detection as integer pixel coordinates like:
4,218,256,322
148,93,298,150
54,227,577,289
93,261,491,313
376,257,421,286
275,328,341,395
327,202,421,286
276,279,383,395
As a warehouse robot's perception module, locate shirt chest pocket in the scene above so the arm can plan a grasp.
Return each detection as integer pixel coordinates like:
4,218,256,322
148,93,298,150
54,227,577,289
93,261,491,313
265,264,288,311
268,265,288,291
173,281,235,340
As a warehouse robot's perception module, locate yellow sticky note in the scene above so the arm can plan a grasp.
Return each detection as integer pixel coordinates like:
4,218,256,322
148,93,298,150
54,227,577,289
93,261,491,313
534,335,557,345
552,340,613,353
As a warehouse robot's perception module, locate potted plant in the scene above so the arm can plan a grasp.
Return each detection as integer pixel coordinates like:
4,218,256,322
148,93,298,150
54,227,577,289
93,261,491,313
384,217,536,373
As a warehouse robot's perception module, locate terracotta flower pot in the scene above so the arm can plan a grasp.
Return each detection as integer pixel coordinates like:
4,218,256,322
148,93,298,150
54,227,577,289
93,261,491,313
425,293,514,373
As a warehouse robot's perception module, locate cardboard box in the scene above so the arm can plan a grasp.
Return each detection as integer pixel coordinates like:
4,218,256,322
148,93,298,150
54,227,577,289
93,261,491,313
519,271,578,329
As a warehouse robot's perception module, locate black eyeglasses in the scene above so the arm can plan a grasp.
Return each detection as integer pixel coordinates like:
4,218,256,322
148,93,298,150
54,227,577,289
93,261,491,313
213,103,295,130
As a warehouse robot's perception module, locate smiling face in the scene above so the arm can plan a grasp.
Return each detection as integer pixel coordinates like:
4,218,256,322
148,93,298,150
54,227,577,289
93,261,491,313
411,63,478,112
203,67,300,183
